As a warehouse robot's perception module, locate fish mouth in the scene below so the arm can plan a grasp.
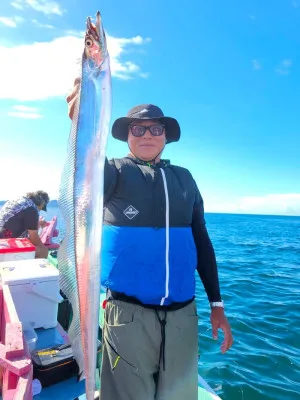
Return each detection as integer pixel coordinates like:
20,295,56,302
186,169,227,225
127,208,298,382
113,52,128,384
85,11,108,66
91,11,107,52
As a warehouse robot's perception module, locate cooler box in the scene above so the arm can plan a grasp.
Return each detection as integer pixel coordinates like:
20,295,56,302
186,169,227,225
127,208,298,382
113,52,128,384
0,238,36,262
0,258,63,329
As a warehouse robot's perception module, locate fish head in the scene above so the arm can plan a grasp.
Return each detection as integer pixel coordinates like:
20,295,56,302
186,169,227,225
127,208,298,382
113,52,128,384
84,11,108,68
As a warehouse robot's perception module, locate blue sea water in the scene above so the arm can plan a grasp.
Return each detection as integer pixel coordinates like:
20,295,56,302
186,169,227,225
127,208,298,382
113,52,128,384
41,209,300,399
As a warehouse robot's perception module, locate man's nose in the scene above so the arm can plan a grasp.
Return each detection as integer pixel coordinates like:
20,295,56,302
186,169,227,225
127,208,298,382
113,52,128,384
143,127,152,138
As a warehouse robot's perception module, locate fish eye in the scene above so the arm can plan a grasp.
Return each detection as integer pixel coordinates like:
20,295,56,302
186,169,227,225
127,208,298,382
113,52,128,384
85,37,93,47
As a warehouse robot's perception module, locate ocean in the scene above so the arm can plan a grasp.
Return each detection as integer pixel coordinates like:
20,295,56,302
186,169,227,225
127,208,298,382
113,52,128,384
6,206,300,399
192,212,300,400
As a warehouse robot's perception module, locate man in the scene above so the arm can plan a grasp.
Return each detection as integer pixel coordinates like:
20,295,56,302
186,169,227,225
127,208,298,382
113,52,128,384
67,84,233,399
0,190,50,259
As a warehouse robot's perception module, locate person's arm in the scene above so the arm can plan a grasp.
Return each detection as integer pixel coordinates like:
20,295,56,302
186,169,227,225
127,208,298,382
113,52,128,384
191,182,221,302
191,180,233,353
104,158,118,203
27,230,48,258
66,77,81,120
24,208,48,258
38,217,49,229
27,229,44,247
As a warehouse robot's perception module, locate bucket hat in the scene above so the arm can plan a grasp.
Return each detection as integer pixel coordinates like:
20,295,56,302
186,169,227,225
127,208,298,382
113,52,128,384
112,104,181,144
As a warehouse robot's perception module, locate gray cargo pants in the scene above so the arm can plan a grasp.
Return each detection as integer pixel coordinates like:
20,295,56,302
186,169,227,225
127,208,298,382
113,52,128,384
99,299,199,400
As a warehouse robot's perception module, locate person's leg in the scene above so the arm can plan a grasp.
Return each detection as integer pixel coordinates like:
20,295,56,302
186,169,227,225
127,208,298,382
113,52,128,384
155,301,199,400
100,300,160,400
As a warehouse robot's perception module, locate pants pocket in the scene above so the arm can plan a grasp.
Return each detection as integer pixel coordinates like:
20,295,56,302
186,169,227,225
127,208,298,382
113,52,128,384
105,300,135,325
104,335,137,371
104,301,139,371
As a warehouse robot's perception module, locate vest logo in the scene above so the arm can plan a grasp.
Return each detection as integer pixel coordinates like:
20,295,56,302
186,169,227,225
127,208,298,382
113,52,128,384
123,205,139,220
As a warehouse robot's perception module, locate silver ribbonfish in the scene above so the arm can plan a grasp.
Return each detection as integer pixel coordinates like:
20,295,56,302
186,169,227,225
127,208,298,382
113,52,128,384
57,11,112,400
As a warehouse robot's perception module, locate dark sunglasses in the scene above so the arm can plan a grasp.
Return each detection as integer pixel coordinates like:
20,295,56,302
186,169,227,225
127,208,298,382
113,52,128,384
129,124,165,137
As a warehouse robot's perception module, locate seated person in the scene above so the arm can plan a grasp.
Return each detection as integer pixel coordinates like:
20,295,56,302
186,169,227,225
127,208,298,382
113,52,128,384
0,190,50,259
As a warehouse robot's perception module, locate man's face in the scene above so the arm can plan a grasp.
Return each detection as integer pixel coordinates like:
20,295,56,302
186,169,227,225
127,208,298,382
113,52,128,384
127,119,166,161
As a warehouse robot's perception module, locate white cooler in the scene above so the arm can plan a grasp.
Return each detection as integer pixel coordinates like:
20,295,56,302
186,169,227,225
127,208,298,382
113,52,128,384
0,258,63,329
0,238,36,262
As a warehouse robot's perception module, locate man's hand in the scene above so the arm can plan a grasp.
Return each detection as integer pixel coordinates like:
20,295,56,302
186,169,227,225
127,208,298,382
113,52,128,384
66,77,81,120
28,230,49,259
210,307,233,353
38,219,49,229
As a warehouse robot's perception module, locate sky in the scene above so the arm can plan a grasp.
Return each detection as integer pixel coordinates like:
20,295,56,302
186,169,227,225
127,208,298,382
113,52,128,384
0,0,299,216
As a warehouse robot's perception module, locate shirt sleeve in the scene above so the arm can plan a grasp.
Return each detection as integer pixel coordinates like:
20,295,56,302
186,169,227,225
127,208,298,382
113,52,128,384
191,181,222,302
104,158,118,204
23,207,39,231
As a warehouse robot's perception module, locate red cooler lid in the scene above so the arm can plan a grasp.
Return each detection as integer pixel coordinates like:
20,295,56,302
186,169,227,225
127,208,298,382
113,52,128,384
0,238,36,254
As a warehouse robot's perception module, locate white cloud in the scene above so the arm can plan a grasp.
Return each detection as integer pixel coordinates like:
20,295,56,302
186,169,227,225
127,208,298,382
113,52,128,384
63,30,85,37
275,59,292,75
0,33,150,101
11,0,64,16
252,59,261,70
13,105,38,112
205,194,300,216
8,105,42,119
32,19,54,29
0,16,23,27
0,157,61,200
10,2,23,10
108,35,151,79
8,111,43,119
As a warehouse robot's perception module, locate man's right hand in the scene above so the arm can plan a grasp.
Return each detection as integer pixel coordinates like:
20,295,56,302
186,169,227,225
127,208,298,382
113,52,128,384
66,77,81,120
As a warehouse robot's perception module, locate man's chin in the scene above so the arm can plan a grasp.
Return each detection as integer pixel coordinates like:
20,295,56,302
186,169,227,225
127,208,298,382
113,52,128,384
140,147,162,158
137,152,155,160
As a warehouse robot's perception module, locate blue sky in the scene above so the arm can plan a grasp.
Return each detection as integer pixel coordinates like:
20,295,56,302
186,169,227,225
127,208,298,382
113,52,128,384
0,0,299,215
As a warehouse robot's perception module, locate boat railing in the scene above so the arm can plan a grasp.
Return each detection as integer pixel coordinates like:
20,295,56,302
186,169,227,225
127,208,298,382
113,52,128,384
0,284,33,400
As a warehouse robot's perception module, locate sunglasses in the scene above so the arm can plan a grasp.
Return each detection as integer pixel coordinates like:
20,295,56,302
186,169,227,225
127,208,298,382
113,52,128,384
129,124,165,137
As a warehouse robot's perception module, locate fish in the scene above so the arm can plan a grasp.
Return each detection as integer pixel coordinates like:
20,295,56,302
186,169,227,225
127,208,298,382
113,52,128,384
57,10,112,400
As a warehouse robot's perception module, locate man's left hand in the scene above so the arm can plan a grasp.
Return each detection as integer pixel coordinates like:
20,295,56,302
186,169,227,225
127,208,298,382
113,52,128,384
210,307,233,353
38,219,49,229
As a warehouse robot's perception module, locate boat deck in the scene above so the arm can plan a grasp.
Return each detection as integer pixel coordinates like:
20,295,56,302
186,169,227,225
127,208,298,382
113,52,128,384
32,326,220,400
37,381,219,400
